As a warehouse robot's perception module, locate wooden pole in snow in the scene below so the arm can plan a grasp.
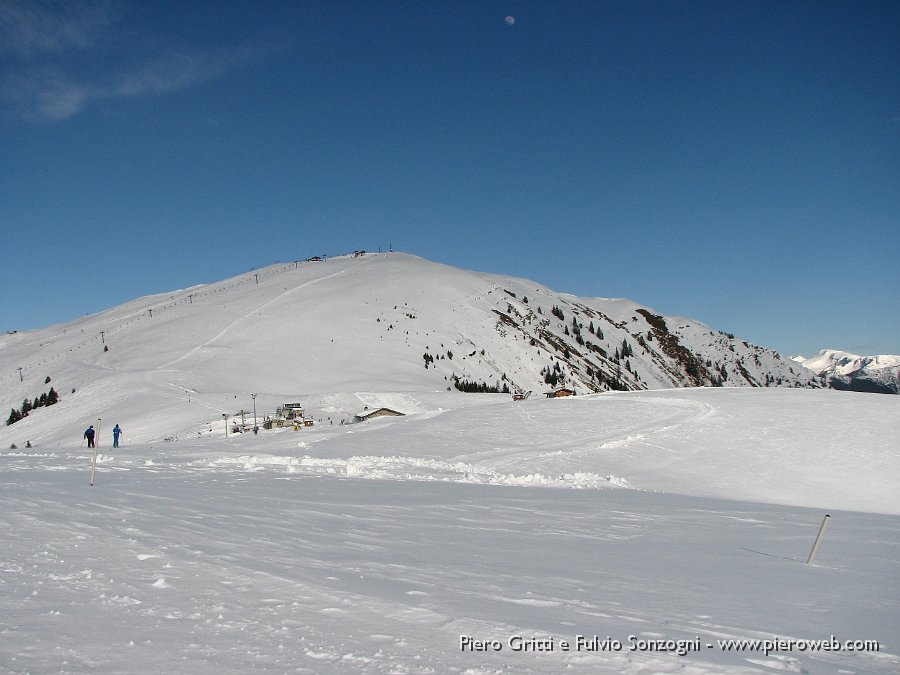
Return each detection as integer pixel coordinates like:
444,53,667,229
806,514,830,565
90,418,101,486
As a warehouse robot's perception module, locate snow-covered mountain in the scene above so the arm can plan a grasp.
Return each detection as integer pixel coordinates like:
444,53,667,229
3,252,899,673
1,252,820,442
795,349,900,394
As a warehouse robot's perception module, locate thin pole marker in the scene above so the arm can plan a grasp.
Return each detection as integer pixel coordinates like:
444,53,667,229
806,514,830,565
90,418,101,486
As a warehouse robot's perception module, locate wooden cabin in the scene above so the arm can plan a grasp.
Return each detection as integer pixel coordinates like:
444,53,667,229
354,407,405,422
545,387,576,398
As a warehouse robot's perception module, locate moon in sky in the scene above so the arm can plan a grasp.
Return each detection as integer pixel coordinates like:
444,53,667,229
505,16,515,25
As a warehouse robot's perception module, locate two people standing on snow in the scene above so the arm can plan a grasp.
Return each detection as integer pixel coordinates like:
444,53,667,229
83,424,122,448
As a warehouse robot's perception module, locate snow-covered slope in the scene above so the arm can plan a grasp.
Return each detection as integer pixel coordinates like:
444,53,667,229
2,387,898,673
1,252,817,445
795,349,900,394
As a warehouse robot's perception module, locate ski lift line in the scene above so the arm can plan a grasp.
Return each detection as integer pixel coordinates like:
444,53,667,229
2,253,360,381
157,259,373,370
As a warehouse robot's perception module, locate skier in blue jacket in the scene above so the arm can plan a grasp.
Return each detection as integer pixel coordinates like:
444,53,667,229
113,424,122,448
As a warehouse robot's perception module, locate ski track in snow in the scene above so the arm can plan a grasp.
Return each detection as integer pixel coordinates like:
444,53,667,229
158,258,373,370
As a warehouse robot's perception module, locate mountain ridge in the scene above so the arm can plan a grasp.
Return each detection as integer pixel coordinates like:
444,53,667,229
794,349,900,394
2,251,823,444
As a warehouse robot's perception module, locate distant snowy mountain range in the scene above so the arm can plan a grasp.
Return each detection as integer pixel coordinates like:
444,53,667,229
3,251,893,445
794,350,900,394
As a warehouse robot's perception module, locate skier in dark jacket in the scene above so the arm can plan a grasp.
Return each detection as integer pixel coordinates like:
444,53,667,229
113,424,122,448
84,425,95,448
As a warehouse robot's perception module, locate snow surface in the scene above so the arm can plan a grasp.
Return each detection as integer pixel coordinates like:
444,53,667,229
2,253,898,673
3,388,898,674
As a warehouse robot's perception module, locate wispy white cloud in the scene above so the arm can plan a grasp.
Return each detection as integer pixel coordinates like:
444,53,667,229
0,0,118,57
1,1,264,121
111,48,253,99
5,68,97,120
5,48,256,120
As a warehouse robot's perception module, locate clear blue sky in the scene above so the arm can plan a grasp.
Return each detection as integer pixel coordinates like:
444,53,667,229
2,0,898,357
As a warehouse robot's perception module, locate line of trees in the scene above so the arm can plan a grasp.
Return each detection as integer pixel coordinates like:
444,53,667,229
452,376,509,394
6,387,59,426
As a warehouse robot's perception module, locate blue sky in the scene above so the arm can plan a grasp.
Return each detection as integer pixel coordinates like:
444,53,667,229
2,0,898,357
